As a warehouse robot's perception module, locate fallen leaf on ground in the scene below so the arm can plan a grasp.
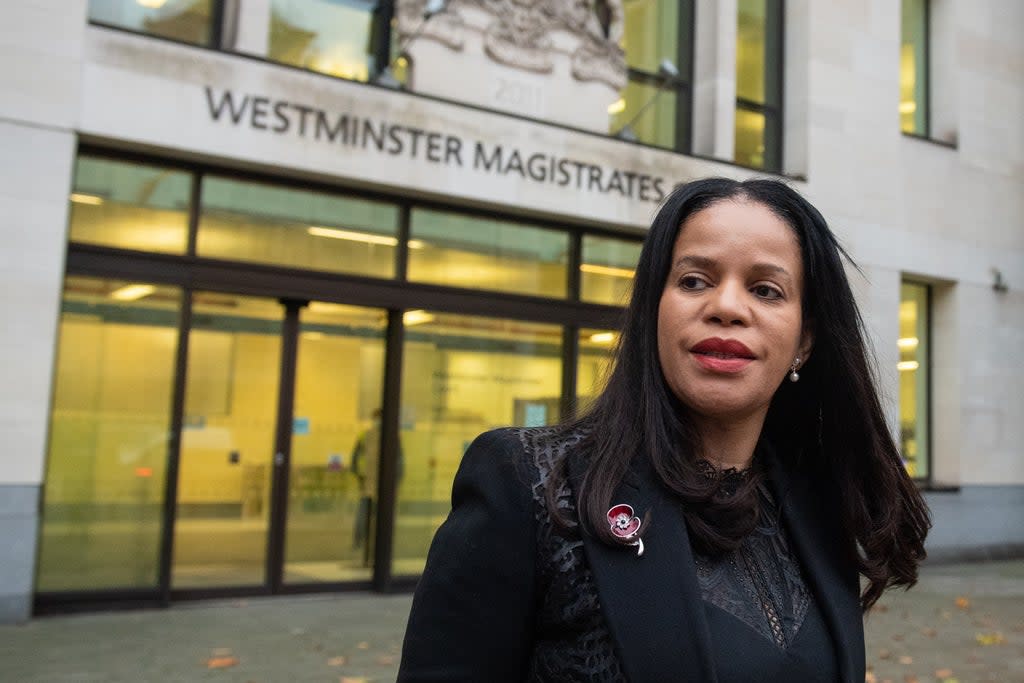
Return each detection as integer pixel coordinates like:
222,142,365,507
974,631,1005,646
865,671,877,683
206,656,239,669
357,641,370,650
340,678,370,683
934,669,953,678
954,596,970,610
327,656,348,666
898,655,913,665
920,627,937,637
873,604,889,614
903,675,919,683
879,649,892,660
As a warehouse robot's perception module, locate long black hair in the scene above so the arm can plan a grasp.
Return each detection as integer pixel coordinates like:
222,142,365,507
552,177,930,611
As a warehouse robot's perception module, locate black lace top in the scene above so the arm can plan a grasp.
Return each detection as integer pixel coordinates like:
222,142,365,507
522,428,838,681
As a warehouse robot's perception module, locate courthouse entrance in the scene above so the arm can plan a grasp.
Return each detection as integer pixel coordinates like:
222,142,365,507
36,279,389,601
172,294,386,590
34,151,637,611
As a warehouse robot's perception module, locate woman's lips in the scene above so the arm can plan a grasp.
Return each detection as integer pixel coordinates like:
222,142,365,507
690,338,755,373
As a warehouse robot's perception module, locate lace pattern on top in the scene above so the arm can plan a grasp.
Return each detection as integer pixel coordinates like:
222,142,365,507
515,427,627,683
693,485,812,649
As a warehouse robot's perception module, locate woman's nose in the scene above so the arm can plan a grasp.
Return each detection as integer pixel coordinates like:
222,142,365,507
705,280,749,326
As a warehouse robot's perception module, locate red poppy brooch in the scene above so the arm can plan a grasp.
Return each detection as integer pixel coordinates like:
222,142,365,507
607,503,644,556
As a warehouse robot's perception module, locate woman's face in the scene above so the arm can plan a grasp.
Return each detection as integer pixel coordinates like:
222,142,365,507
656,198,813,424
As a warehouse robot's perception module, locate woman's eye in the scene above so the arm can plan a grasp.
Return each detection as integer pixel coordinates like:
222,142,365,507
752,284,783,300
680,275,708,290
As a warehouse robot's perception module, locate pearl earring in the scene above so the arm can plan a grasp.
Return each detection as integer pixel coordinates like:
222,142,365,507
789,357,801,383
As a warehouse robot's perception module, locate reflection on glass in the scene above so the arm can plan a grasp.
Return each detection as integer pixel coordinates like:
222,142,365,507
622,0,683,74
581,235,641,305
283,303,386,584
88,0,216,45
609,80,679,149
734,108,766,169
393,313,562,575
408,209,569,298
898,282,929,479
736,0,767,104
69,156,191,253
37,276,181,591
900,0,928,134
268,0,381,81
198,176,399,278
577,328,618,415
172,294,283,588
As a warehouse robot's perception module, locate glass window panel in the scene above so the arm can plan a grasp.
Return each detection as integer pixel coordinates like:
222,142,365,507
581,235,641,305
736,0,768,104
900,0,929,135
197,176,399,278
88,0,216,46
734,107,766,168
898,282,930,479
393,313,563,575
622,0,683,74
284,302,386,584
610,79,680,149
172,293,283,588
268,0,381,82
37,276,181,591
408,209,569,298
577,327,617,415
69,156,191,254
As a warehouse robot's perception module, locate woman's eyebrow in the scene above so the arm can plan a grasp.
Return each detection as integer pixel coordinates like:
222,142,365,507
673,255,792,279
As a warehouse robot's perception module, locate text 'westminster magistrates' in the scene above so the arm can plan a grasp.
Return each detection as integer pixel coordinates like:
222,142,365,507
205,86,669,203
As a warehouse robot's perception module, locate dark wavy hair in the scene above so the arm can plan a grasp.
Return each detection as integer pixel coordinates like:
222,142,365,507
552,177,930,611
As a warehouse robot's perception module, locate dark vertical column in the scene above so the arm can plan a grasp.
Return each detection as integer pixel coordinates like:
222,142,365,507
267,300,303,593
562,232,583,420
373,308,405,591
158,289,192,606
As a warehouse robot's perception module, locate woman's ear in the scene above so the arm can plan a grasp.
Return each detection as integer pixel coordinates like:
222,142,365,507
797,323,814,366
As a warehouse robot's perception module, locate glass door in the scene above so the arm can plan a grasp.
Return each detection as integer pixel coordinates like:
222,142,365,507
172,293,283,589
282,302,386,585
171,293,388,591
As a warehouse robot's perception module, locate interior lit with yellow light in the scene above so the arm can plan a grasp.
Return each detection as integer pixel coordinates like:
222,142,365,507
267,0,378,82
898,282,929,478
42,154,636,591
900,0,928,134
88,0,215,45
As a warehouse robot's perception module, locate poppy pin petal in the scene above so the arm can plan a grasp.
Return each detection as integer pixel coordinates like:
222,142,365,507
606,504,644,556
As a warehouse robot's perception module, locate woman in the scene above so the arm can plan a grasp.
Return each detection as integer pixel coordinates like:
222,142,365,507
398,178,930,682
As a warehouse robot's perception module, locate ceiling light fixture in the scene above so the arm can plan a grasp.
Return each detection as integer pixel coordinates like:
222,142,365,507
110,284,156,301
308,226,399,247
580,263,636,279
70,193,104,205
403,309,435,326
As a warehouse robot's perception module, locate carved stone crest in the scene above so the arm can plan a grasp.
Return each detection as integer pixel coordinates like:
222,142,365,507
395,0,627,90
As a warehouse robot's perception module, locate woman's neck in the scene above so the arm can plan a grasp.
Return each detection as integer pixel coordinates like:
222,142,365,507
691,411,767,471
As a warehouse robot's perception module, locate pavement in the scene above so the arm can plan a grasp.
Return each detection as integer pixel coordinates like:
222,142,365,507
1,560,1021,683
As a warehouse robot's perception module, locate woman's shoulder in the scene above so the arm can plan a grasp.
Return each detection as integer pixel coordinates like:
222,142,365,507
468,424,589,469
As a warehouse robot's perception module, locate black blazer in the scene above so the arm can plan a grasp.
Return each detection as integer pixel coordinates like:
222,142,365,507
399,427,864,682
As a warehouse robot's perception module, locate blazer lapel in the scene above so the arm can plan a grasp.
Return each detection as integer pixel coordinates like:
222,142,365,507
769,456,865,683
569,454,717,683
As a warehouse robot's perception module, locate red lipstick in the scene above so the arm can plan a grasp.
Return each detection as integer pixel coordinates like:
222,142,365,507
690,338,755,373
